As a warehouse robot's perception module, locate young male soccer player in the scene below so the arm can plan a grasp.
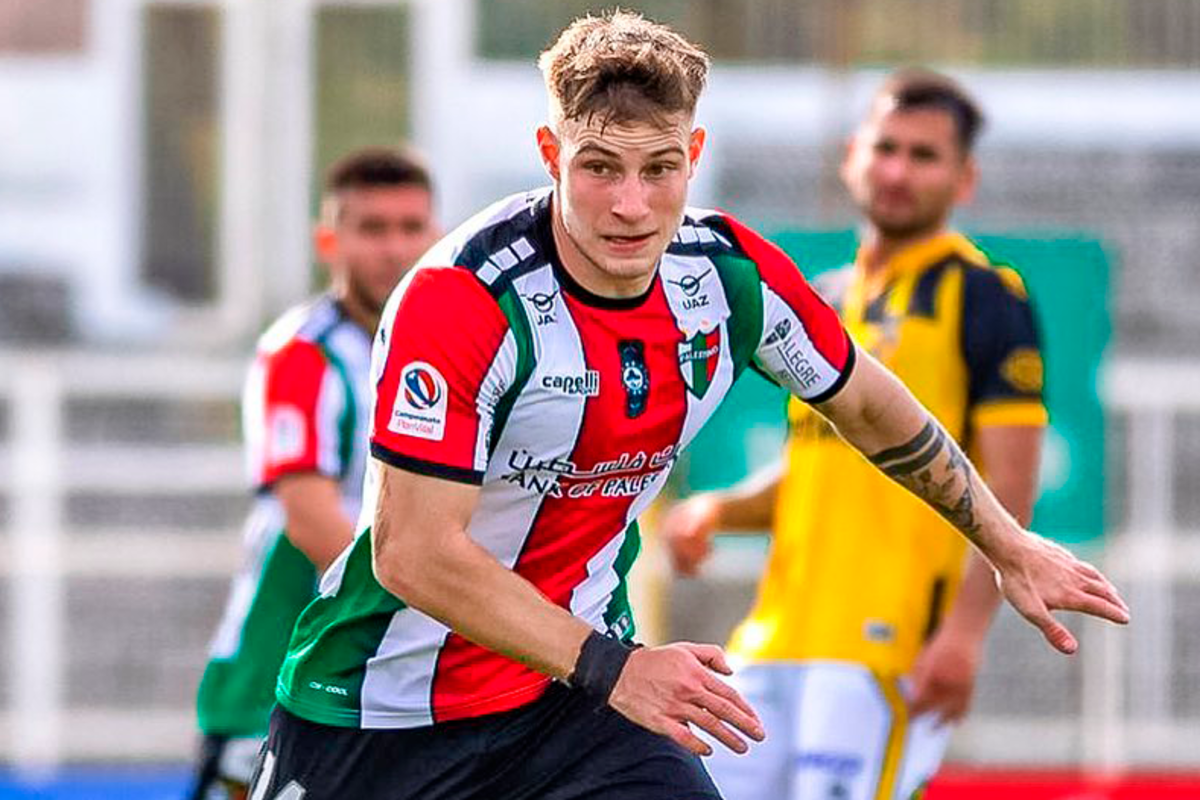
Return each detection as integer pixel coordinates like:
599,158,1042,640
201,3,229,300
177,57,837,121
662,70,1051,799
187,147,438,800
250,15,1127,800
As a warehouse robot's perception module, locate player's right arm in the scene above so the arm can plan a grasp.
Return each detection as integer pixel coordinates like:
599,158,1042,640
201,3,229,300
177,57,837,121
272,475,354,573
369,266,763,756
372,464,761,755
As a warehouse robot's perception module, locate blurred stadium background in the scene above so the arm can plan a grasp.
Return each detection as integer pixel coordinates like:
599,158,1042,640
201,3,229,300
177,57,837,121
0,0,1198,796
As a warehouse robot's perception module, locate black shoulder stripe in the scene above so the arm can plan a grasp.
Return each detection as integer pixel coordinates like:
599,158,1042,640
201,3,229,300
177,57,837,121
456,193,553,298
668,214,743,259
908,257,956,318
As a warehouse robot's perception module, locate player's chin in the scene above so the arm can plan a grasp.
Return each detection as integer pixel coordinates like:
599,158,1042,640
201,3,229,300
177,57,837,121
597,255,659,282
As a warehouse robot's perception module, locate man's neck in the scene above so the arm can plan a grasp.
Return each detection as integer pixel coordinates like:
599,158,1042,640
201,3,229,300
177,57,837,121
336,292,381,336
858,224,950,278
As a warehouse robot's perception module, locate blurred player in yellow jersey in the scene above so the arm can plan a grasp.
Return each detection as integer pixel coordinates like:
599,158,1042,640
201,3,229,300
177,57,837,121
662,69,1047,800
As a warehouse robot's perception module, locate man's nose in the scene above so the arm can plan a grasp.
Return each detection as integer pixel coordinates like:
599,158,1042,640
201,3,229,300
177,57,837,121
877,153,911,184
611,176,651,220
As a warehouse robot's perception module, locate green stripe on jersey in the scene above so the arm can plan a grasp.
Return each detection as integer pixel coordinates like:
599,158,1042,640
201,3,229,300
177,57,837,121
602,520,641,642
490,288,536,458
276,531,404,727
712,254,764,379
317,339,357,479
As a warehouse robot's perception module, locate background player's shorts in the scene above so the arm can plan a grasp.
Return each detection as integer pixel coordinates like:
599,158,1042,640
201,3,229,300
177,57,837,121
702,661,951,800
249,683,721,800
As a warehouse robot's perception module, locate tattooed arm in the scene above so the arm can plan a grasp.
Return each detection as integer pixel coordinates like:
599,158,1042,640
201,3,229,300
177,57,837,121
814,350,1129,654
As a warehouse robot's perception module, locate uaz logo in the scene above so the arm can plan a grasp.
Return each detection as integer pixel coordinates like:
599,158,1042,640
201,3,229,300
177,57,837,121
668,269,711,310
667,268,711,298
404,367,442,410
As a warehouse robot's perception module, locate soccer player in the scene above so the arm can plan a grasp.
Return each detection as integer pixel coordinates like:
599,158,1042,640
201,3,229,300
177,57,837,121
250,15,1127,800
661,70,1052,799
187,147,439,800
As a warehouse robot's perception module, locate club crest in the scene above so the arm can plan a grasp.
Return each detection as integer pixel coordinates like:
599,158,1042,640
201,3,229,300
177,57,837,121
678,328,721,399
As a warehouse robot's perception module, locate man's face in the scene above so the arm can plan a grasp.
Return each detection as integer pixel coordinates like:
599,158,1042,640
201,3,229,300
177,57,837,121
841,103,976,240
320,185,438,314
538,112,704,294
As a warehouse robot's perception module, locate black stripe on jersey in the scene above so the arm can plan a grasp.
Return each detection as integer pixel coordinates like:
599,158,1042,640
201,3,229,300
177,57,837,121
863,285,892,323
907,257,957,318
805,336,857,405
455,193,552,299
369,443,485,485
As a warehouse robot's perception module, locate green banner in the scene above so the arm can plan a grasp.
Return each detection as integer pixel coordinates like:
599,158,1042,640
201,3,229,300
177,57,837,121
677,230,1110,543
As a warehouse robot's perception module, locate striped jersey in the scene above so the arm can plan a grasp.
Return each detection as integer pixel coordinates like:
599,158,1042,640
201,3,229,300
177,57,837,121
728,231,1047,676
197,295,373,736
275,188,855,729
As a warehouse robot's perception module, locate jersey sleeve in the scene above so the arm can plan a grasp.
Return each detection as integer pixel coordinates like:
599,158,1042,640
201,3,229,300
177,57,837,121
370,267,513,484
245,339,347,488
962,266,1048,429
719,213,856,403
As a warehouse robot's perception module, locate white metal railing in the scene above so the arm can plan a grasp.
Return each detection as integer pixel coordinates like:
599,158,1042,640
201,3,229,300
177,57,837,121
1,352,1198,772
0,351,245,773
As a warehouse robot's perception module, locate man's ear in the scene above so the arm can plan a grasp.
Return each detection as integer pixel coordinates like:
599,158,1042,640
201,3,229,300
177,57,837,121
838,134,858,193
536,125,562,182
955,156,979,207
314,225,337,264
688,127,707,177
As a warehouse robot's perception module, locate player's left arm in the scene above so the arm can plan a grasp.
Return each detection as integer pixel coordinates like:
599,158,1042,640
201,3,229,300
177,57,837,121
910,424,1041,721
815,352,1127,653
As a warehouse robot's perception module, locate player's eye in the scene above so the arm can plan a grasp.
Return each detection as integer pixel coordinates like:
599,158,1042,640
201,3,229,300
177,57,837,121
583,161,615,177
644,161,679,179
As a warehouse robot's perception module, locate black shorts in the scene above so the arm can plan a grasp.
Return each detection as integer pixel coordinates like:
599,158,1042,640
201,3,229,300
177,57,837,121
249,683,722,799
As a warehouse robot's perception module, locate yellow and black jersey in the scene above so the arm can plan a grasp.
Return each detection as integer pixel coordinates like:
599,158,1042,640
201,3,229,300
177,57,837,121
728,231,1047,676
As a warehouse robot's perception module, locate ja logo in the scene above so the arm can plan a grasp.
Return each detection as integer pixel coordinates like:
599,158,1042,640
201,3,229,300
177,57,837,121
521,289,559,326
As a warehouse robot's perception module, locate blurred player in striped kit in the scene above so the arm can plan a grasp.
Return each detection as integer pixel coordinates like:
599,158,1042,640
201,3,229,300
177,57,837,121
186,146,438,800
663,70,1050,800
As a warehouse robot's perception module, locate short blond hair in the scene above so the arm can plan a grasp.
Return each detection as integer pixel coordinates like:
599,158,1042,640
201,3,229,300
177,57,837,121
538,9,710,129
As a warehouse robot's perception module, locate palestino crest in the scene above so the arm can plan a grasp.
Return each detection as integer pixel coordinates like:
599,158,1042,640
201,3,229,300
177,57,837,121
390,361,448,441
678,327,721,399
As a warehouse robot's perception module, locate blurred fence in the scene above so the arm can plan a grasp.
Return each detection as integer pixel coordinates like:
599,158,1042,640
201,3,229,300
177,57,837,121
0,352,245,768
1,351,1198,770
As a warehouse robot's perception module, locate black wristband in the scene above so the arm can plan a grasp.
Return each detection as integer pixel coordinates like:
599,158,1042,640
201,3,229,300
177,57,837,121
568,630,637,704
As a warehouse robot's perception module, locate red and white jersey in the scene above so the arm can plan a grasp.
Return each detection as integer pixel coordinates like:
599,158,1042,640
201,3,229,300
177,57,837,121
242,295,373,523
276,188,854,729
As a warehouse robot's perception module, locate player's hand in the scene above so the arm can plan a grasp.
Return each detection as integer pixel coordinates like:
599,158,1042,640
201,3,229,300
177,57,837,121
908,626,982,724
607,642,765,756
994,532,1130,654
661,496,720,576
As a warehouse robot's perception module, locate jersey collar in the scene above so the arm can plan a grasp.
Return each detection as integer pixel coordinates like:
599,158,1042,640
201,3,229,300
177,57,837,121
853,230,984,291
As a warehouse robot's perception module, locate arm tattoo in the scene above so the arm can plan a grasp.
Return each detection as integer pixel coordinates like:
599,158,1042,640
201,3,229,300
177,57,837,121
869,419,983,542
